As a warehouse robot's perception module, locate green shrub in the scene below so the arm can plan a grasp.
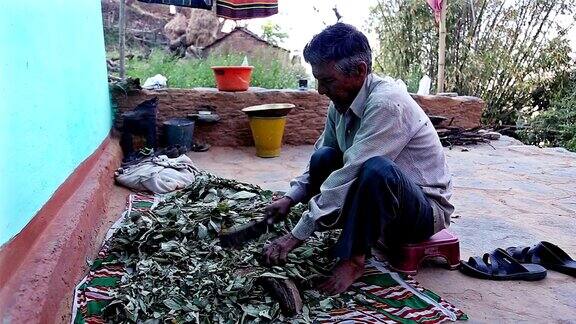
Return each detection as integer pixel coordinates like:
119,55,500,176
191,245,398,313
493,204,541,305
124,50,306,89
518,71,576,151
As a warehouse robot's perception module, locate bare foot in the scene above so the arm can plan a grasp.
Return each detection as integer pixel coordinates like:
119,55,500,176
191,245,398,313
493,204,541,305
316,255,365,295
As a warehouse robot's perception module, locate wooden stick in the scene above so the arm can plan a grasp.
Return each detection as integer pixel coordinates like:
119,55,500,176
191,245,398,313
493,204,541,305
119,0,126,81
437,0,447,93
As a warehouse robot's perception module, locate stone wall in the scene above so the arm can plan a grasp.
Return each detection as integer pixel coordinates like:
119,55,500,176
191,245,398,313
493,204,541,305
114,88,484,147
411,95,484,129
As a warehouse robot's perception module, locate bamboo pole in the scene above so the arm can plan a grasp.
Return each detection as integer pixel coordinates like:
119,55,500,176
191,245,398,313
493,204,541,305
119,0,126,80
437,0,447,93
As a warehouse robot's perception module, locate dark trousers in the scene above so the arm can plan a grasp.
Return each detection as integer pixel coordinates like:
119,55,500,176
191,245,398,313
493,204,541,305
308,147,434,260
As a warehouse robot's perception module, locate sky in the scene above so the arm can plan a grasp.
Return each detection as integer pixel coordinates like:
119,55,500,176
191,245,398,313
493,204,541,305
224,0,380,54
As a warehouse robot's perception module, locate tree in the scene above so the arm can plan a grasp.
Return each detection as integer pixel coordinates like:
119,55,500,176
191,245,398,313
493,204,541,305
518,70,576,151
261,22,288,46
369,0,575,125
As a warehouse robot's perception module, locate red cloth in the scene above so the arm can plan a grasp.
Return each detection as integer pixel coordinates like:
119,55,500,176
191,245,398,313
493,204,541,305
216,0,278,20
426,0,443,22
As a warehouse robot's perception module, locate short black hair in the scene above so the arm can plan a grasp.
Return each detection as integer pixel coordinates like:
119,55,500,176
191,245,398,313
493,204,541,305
303,23,372,75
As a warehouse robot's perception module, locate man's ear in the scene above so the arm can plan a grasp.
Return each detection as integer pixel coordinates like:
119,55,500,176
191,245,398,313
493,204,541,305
355,62,368,78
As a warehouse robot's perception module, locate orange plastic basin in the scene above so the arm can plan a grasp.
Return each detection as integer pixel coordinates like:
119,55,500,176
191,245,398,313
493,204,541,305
211,66,253,91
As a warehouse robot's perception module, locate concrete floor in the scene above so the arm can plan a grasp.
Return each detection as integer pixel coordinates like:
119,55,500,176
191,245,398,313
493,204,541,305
188,137,576,323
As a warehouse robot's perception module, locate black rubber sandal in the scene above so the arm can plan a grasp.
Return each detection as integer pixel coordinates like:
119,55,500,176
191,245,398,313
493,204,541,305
506,241,576,277
459,248,547,281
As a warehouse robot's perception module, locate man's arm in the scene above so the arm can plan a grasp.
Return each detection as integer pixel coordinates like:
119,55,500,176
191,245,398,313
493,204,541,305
291,93,421,240
284,105,339,205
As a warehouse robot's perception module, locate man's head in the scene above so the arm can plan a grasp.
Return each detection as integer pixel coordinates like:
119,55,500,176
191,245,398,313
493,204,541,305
303,23,372,112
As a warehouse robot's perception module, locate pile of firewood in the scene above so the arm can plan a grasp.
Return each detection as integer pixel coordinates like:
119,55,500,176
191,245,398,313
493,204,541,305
437,126,501,147
429,115,501,147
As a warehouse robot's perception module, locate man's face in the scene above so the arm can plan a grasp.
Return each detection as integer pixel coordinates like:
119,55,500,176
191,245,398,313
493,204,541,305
312,61,367,113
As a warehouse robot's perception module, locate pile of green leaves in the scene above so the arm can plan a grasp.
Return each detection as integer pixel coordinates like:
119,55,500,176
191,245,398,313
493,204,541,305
103,172,347,323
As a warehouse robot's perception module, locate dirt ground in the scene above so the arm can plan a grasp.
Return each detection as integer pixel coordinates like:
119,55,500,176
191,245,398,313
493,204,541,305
188,136,576,323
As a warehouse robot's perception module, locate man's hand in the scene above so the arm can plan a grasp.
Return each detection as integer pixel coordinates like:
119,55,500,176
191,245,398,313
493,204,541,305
262,233,303,265
264,196,294,224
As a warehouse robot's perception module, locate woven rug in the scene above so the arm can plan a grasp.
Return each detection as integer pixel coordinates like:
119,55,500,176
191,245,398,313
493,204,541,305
316,263,467,323
71,194,467,323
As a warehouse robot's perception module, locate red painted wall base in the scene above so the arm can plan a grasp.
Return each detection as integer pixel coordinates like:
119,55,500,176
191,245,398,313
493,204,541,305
0,136,124,323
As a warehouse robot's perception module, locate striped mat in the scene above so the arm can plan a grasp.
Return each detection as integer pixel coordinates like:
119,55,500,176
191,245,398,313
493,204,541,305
71,194,467,323
317,262,467,323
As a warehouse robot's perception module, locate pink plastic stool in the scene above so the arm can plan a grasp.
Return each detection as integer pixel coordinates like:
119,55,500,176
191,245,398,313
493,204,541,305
387,229,460,275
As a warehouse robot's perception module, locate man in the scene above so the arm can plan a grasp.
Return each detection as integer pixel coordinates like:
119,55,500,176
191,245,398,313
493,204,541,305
263,23,453,295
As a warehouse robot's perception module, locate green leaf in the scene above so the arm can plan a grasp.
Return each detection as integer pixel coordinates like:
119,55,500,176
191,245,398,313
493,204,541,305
241,304,261,318
163,298,182,311
197,223,208,239
319,297,334,311
258,272,288,280
231,191,257,200
160,241,180,251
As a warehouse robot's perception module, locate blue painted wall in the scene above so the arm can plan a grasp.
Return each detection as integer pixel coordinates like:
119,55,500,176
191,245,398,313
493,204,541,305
0,2,112,245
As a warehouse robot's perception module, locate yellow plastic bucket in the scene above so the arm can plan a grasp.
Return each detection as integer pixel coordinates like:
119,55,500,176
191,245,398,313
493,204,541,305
248,116,287,158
